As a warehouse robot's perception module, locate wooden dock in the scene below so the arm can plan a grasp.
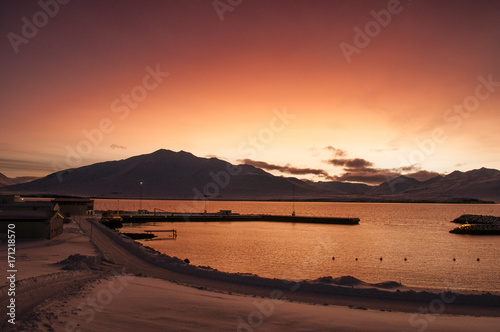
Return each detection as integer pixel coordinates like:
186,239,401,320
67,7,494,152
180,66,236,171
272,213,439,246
144,229,177,239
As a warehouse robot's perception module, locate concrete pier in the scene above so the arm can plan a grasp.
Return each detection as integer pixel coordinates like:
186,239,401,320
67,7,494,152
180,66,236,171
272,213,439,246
119,213,360,225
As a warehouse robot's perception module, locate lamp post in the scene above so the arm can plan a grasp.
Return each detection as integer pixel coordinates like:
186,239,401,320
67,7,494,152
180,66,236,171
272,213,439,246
204,194,207,214
139,181,143,211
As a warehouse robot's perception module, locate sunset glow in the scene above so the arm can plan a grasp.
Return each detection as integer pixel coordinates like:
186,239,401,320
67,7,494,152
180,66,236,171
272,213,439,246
1,1,500,182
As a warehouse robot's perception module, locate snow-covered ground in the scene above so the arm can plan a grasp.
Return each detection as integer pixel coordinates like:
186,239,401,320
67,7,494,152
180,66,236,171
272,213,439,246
0,221,99,281
53,276,500,332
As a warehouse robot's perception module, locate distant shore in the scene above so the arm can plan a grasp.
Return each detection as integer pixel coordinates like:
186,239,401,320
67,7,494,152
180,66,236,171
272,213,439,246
15,194,497,204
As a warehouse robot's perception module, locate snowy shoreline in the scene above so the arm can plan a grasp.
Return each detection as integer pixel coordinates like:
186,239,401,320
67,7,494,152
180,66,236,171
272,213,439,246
91,217,500,310
2,217,500,331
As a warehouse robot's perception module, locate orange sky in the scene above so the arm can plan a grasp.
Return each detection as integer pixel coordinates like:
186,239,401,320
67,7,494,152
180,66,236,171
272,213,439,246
1,0,500,183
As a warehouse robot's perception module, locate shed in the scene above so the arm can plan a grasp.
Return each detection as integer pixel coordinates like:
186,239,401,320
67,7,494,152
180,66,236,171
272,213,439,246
52,198,94,216
0,210,63,239
0,195,21,203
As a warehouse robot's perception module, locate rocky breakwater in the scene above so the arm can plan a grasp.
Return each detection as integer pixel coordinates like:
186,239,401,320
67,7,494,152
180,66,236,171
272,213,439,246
449,214,500,235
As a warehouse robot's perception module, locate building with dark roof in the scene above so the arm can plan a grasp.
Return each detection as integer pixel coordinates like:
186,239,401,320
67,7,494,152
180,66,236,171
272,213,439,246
0,199,63,239
52,198,94,216
0,209,63,239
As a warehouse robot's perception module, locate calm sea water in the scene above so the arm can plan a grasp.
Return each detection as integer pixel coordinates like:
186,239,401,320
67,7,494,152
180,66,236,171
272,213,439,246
97,199,500,292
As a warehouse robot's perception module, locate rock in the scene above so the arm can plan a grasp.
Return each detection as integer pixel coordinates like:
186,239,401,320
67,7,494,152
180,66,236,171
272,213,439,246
449,214,500,235
450,214,500,225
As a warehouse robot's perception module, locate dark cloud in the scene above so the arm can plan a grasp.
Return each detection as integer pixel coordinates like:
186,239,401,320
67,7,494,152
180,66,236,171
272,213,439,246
325,148,374,169
332,164,444,184
205,154,220,159
399,165,419,172
333,169,400,184
239,159,330,178
324,147,443,184
241,154,444,186
328,158,373,168
324,146,347,157
326,153,442,184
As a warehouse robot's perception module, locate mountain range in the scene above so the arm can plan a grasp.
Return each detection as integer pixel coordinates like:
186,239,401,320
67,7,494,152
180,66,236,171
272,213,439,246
0,173,40,187
1,149,499,203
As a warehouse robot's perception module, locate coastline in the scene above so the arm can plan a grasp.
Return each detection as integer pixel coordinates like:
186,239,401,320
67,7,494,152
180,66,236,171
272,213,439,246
2,216,500,331
14,194,498,204
87,217,500,314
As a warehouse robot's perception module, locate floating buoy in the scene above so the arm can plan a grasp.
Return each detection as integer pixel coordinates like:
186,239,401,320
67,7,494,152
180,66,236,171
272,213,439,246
404,258,407,261
453,258,456,261
355,258,358,261
379,257,383,261
332,256,335,261
477,258,480,262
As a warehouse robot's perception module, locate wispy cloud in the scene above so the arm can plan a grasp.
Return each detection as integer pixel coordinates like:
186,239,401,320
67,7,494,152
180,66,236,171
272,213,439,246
324,146,347,157
0,158,55,172
372,147,400,152
110,144,127,150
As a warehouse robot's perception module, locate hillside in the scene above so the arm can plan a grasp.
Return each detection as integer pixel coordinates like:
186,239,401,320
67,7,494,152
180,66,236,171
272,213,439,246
0,172,14,187
2,150,499,203
353,168,499,203
1,150,333,200
398,168,500,203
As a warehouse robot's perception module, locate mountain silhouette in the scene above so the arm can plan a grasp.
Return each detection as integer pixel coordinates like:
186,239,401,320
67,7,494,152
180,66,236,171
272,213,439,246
0,172,15,187
2,150,330,200
0,172,40,188
2,150,499,203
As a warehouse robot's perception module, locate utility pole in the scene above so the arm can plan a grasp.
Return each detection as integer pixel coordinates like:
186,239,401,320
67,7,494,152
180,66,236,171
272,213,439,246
204,194,207,214
140,181,143,211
